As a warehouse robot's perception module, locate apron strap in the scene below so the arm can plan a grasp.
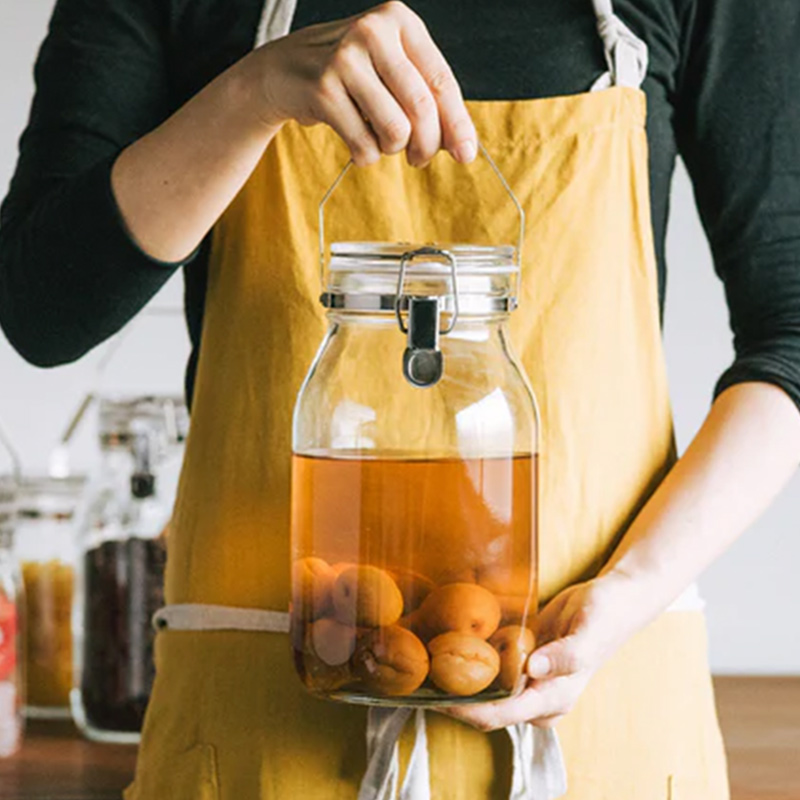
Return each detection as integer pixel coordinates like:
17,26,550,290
358,707,422,800
358,707,568,800
254,0,296,48
590,0,649,90
400,707,431,800
507,724,568,800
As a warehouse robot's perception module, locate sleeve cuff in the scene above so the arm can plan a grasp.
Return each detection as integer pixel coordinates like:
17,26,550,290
99,150,202,270
714,353,800,417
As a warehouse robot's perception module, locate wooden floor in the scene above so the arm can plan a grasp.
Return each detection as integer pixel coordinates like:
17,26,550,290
0,677,797,799
714,677,800,800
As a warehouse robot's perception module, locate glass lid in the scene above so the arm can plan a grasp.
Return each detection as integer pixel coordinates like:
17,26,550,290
16,475,86,521
323,242,519,314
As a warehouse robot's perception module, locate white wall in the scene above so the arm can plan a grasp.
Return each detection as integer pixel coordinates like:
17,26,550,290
1,0,797,674
0,0,190,474
664,169,800,674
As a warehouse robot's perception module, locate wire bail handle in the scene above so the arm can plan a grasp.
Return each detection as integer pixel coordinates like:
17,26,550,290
317,141,526,290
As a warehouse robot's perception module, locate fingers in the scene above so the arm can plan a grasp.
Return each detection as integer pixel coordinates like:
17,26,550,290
260,2,476,166
433,633,596,732
336,44,414,157
434,679,573,733
394,5,477,162
317,80,382,167
365,28,441,166
342,1,475,166
527,635,589,680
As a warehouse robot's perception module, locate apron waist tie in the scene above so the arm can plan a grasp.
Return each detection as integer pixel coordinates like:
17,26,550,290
151,582,704,800
151,604,568,799
152,603,290,633
153,603,568,799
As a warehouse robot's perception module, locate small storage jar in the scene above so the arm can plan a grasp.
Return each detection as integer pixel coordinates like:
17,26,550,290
15,475,84,718
71,396,186,743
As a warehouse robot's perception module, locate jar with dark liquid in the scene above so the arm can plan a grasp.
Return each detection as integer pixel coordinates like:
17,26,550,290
291,241,539,706
71,397,186,743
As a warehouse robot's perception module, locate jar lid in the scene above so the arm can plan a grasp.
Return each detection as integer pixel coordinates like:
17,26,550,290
99,395,189,447
322,242,519,315
16,475,86,522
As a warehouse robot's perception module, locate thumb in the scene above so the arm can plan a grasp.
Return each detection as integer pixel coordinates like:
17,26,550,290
526,634,588,679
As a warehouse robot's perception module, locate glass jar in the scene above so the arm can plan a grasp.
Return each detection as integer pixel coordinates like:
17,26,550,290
0,474,23,756
14,476,84,718
71,396,186,743
291,242,539,706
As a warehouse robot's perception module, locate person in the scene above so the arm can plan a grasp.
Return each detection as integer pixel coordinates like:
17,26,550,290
1,0,799,797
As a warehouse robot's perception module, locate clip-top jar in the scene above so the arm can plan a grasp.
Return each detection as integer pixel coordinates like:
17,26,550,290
15,475,84,718
291,235,540,706
71,396,187,743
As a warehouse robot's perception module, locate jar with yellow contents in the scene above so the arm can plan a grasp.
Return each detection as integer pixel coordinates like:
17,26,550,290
14,475,84,718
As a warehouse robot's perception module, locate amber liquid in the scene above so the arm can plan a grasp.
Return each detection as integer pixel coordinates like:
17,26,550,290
22,561,74,710
290,453,537,705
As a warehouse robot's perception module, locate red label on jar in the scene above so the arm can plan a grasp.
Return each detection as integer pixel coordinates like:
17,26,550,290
0,596,17,683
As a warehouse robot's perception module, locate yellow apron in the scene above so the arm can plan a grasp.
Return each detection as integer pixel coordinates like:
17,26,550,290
125,1,730,797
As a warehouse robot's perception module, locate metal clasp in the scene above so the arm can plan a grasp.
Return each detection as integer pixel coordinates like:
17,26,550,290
395,247,457,388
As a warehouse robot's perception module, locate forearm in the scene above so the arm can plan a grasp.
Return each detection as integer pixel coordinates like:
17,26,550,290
111,55,281,264
598,381,800,628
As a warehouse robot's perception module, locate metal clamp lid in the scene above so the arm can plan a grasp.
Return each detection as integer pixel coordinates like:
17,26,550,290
318,142,525,388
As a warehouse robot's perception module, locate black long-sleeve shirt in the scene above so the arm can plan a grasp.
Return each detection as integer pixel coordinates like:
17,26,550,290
2,0,800,414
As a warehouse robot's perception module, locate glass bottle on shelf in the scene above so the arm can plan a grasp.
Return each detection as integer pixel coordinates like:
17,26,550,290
14,476,84,718
0,442,23,756
71,396,186,743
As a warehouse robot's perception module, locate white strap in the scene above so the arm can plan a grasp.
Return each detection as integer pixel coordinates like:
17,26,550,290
359,707,568,800
590,0,649,90
254,0,297,48
358,707,414,800
152,603,290,633
507,724,568,800
400,707,430,800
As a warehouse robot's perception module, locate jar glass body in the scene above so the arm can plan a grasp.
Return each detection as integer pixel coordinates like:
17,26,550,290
290,245,539,706
14,476,83,718
0,479,24,756
71,397,183,743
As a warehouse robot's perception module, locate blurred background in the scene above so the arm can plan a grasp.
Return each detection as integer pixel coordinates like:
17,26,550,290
1,2,798,798
2,0,798,677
